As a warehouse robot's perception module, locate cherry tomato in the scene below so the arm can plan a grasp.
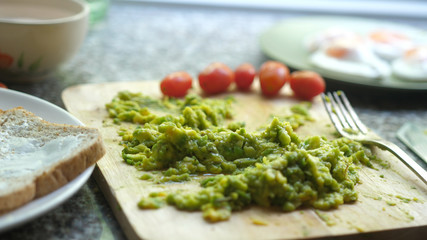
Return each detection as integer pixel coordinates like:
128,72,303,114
198,62,234,94
234,63,256,91
290,70,326,100
258,61,289,96
0,52,13,68
0,82,7,88
160,71,192,98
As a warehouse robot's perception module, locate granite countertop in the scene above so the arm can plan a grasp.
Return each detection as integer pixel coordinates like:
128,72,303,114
1,1,426,239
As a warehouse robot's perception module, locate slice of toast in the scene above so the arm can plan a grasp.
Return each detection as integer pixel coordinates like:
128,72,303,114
0,107,106,214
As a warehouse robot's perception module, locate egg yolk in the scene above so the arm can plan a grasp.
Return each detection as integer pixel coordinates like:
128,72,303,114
326,46,349,59
370,30,408,44
404,47,427,64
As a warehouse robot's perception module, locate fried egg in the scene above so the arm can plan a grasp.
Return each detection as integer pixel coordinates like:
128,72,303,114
304,27,359,53
392,46,427,81
368,29,414,61
309,36,391,79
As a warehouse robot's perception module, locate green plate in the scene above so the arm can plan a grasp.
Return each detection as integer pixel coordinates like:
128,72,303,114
259,16,427,91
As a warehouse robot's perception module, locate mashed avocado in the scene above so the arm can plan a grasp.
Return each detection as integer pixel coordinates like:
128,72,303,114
106,91,375,222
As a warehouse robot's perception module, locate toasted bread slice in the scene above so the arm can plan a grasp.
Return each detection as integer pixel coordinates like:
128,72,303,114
0,107,105,214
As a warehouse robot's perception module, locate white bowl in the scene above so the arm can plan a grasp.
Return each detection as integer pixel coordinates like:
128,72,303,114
0,0,89,83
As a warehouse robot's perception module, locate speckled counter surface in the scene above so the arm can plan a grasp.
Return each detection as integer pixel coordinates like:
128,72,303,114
1,1,427,239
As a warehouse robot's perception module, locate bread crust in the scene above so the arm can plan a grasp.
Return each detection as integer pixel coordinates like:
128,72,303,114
0,184,36,214
0,107,106,214
35,134,105,197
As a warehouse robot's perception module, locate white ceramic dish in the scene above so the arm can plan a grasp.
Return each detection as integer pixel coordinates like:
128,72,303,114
0,0,89,83
0,88,94,233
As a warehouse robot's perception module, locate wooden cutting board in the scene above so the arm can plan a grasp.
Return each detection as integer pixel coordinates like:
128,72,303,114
62,81,427,240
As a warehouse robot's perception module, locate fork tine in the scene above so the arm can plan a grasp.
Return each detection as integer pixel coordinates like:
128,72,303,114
327,92,351,130
321,93,345,135
332,91,359,131
336,91,369,134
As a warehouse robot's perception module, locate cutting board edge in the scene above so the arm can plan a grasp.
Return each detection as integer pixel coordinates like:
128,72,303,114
93,165,142,240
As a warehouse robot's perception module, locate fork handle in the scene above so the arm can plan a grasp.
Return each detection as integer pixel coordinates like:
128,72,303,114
366,139,427,185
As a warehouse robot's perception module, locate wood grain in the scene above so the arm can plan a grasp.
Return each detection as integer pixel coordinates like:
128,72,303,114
62,81,427,240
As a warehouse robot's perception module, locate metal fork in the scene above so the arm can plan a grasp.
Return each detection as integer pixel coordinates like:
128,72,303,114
321,91,427,185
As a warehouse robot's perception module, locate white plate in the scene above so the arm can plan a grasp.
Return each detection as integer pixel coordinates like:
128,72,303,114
0,88,95,233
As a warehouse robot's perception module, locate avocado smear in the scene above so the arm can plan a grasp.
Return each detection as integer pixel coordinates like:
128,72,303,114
106,91,375,222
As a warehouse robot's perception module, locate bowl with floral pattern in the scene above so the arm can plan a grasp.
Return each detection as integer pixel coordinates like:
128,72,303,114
0,0,89,83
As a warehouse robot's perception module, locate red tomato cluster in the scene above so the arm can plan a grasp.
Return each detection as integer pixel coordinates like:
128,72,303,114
159,61,325,101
